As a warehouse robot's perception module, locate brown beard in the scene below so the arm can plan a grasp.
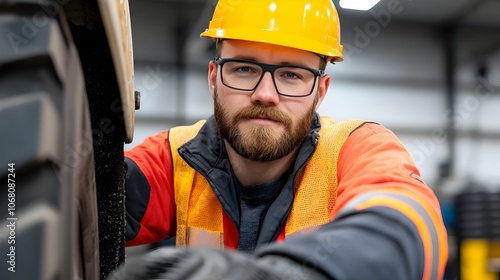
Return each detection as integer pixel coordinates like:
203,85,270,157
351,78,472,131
214,88,318,161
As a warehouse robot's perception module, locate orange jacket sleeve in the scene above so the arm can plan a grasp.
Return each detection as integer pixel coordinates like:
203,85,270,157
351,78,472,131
124,130,176,246
334,122,448,279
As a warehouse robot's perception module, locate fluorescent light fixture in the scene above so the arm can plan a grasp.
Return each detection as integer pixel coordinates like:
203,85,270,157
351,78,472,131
339,0,380,11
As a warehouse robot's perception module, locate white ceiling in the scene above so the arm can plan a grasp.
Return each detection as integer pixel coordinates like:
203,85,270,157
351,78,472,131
368,0,500,26
129,0,500,66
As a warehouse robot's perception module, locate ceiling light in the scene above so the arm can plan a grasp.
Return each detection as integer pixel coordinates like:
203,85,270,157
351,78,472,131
339,0,381,11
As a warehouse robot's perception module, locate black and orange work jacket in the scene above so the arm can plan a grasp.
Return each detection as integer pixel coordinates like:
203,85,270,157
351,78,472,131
124,114,448,280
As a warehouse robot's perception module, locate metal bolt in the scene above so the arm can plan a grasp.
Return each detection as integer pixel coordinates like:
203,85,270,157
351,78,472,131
134,91,141,110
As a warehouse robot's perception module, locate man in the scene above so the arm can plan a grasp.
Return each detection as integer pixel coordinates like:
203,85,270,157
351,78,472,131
109,0,448,279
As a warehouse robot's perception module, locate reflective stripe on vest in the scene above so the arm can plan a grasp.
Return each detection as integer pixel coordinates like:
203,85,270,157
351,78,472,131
169,117,365,248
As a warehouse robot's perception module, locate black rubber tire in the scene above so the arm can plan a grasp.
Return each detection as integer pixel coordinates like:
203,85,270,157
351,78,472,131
64,2,127,279
0,2,99,280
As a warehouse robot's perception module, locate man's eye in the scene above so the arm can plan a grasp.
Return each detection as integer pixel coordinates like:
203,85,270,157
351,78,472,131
283,72,300,79
236,67,253,73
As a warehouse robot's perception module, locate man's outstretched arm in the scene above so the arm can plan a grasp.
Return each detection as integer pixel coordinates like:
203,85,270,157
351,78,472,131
256,123,448,279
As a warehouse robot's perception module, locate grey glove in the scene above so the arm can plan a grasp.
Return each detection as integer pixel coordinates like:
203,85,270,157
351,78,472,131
106,247,330,280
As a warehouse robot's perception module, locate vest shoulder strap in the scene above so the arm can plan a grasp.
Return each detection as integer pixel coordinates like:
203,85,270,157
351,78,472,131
169,120,207,246
285,118,365,235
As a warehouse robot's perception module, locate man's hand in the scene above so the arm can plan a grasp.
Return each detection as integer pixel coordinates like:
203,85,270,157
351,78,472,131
106,247,330,280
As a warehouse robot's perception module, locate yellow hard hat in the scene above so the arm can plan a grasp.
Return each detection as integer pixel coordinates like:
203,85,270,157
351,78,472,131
200,0,343,63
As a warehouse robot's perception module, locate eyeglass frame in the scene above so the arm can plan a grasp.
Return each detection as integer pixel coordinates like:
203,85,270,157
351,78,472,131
214,57,326,97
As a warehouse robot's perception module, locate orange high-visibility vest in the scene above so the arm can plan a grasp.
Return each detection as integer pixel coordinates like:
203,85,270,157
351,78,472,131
168,117,364,248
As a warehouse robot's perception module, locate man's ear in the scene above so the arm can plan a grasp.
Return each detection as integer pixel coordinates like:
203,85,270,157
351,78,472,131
316,74,330,110
208,60,217,99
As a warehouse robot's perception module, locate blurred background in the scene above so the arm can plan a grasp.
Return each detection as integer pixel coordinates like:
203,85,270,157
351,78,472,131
125,0,500,279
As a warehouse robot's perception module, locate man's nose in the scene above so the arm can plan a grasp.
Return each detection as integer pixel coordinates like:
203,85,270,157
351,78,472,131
250,72,280,106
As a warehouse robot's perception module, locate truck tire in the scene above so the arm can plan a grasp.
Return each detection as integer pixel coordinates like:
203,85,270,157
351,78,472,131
0,2,99,280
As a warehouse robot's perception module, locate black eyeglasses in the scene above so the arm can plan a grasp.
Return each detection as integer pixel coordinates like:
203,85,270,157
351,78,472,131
214,57,325,97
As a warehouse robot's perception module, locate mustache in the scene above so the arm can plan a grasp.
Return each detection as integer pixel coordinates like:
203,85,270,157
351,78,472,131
234,106,291,126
